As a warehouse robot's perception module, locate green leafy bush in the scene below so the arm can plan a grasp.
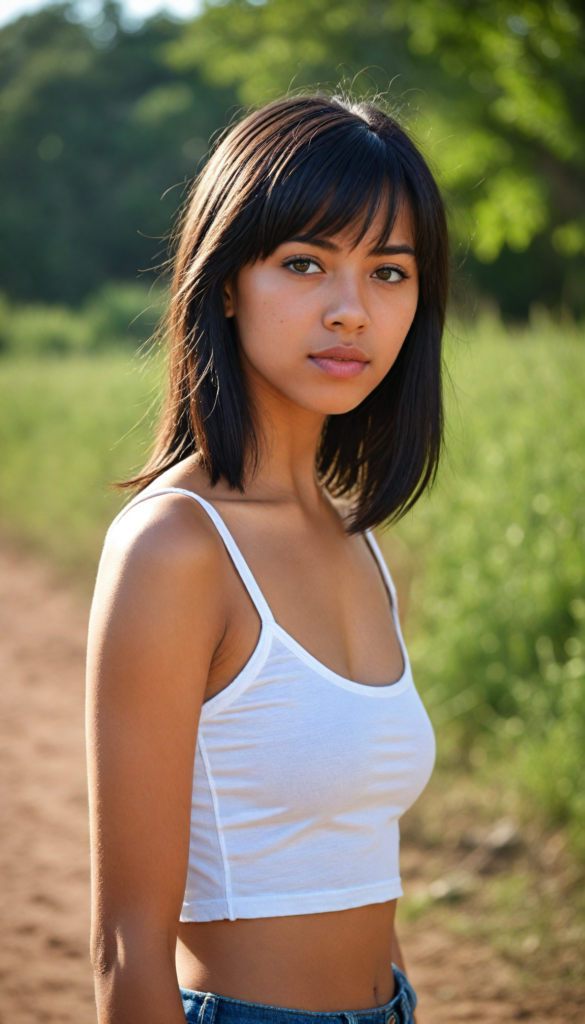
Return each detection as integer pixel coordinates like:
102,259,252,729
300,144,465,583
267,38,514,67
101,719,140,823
0,282,162,355
0,301,92,355
395,316,585,850
82,282,163,350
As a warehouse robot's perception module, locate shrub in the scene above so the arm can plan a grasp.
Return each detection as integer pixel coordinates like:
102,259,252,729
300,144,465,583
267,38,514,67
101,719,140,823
0,281,161,355
82,282,163,350
1,302,92,354
394,316,585,848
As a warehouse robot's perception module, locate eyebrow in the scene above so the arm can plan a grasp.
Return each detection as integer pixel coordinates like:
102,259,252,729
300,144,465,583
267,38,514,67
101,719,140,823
289,236,339,252
373,243,416,257
288,236,416,258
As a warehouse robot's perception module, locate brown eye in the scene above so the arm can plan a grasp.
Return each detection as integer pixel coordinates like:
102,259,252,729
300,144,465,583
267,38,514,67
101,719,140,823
374,266,404,283
284,256,322,275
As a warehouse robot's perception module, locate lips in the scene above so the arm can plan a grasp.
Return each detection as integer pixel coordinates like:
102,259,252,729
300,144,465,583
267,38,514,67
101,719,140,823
308,345,369,380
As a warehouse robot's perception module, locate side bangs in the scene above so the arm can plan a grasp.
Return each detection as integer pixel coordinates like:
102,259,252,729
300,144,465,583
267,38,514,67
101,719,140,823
253,123,405,261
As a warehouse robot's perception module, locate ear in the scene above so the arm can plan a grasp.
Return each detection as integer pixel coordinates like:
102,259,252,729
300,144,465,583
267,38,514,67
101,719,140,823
223,278,236,318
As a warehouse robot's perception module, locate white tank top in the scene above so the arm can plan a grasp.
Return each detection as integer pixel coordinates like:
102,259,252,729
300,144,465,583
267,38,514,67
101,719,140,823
112,487,436,922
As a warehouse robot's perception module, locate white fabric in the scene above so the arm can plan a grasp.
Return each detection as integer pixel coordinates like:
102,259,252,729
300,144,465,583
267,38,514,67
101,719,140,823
111,488,436,922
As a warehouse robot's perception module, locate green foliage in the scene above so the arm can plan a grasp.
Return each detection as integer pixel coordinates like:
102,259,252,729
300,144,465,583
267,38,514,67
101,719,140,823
1,302,93,355
0,281,164,354
81,281,165,349
393,317,585,849
0,350,161,571
168,0,585,315
0,2,237,305
1,0,584,315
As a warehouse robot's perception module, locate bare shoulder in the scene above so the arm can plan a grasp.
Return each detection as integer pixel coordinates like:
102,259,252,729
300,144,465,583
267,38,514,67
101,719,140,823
91,489,229,652
102,489,224,587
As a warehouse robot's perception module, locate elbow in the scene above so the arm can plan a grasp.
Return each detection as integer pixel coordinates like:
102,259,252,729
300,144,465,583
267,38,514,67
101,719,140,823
90,916,180,1021
90,924,120,980
90,914,177,979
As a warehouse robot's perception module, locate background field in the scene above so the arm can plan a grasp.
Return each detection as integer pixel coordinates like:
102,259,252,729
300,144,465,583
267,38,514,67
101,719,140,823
1,317,583,856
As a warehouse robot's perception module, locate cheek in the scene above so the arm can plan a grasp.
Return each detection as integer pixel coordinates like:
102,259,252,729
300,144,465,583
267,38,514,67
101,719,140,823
235,285,309,371
376,288,419,373
396,292,419,341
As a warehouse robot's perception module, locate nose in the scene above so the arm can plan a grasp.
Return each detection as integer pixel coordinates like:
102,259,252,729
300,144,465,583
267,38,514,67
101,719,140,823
322,276,370,335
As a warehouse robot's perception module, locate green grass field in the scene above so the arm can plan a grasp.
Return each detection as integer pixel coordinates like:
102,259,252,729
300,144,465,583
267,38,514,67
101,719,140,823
0,350,162,572
395,317,585,852
0,318,584,849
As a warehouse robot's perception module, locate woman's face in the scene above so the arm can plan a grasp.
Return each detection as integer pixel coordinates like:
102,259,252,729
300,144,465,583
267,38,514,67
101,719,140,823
223,203,419,417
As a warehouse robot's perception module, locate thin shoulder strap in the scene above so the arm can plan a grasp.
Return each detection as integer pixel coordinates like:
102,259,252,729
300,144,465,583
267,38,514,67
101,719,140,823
364,531,410,669
110,487,275,623
364,530,399,619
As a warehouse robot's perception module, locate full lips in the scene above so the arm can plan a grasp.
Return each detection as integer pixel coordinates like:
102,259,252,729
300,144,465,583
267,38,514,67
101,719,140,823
309,356,368,379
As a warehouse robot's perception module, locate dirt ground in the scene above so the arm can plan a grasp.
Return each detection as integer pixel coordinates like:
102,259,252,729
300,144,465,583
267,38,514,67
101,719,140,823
0,544,583,1023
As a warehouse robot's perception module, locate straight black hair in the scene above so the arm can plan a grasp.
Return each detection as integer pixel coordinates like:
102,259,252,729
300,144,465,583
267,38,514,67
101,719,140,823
123,94,449,533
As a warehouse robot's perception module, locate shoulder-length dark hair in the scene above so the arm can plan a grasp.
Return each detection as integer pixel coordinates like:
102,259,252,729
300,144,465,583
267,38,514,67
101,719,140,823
125,94,449,534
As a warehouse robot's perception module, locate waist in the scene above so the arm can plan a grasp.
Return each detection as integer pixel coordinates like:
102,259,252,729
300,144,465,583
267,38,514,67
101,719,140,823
180,963,417,1024
177,901,398,1013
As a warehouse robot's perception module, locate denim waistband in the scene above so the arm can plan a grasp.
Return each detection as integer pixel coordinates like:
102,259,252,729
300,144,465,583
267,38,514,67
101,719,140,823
180,964,417,1024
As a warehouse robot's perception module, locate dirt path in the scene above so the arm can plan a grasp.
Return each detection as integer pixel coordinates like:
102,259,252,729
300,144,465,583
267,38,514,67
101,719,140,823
0,545,582,1023
0,547,94,1024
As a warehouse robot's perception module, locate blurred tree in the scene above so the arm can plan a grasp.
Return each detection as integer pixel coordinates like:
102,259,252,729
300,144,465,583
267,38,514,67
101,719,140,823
0,2,237,304
1,0,583,315
168,0,585,316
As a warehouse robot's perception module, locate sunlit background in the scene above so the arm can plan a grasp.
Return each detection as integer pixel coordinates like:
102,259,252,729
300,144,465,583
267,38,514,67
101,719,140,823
1,0,202,30
0,1,583,1021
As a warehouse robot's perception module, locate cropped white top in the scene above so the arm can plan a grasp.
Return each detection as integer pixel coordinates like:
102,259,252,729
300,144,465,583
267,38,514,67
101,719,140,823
114,487,436,922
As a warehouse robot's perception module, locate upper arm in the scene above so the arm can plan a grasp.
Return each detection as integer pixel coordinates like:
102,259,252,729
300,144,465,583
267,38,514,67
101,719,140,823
86,496,226,946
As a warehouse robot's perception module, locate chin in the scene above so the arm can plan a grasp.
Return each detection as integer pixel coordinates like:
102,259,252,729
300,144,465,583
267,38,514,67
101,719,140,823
295,393,370,417
266,372,374,417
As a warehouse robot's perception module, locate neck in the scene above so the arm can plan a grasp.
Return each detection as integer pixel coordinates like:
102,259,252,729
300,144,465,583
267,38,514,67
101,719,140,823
242,357,327,509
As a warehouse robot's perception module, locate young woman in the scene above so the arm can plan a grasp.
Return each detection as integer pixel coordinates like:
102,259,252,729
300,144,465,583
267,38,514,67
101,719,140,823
86,94,448,1024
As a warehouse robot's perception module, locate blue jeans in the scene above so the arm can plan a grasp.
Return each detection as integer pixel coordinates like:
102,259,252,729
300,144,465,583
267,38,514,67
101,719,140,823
180,965,417,1024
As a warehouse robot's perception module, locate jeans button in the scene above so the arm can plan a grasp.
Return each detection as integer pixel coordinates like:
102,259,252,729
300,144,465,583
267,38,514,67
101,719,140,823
386,1015,396,1024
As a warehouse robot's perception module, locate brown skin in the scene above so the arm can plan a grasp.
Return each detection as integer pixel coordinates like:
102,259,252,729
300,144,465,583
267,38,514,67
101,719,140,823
87,207,419,1024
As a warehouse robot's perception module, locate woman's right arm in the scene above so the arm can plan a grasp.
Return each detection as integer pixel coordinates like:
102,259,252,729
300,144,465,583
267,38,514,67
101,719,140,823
86,497,227,1024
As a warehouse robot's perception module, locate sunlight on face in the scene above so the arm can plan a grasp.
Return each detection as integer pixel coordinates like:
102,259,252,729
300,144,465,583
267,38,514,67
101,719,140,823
223,204,419,417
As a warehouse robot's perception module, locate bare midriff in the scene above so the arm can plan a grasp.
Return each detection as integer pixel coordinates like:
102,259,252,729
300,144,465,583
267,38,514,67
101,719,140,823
176,898,398,1012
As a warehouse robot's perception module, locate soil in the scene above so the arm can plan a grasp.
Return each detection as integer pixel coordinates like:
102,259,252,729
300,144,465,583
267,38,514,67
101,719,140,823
0,544,583,1023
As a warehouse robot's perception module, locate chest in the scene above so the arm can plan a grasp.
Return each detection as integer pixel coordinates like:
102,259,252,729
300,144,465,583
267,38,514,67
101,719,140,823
201,645,436,821
217,512,405,687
